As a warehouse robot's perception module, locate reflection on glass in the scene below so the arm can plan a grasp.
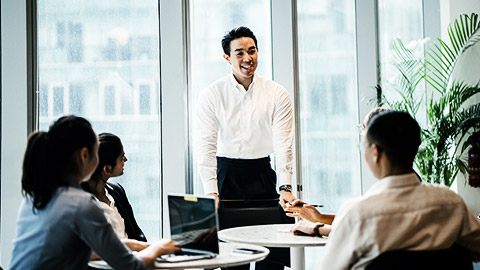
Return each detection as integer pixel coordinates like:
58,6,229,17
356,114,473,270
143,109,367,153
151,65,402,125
189,0,272,194
168,195,219,254
37,1,162,239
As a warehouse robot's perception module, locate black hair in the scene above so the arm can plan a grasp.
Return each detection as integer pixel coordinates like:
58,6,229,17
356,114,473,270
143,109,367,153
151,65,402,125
89,133,123,183
21,115,97,210
221,26,258,55
366,111,421,169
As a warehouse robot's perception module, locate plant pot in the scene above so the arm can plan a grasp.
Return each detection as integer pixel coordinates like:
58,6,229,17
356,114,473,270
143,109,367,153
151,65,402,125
468,145,480,188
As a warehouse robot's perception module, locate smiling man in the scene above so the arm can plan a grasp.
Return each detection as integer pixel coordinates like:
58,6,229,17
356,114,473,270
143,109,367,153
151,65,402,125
194,26,296,270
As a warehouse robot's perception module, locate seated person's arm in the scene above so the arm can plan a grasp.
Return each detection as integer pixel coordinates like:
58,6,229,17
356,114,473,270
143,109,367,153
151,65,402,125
90,239,150,261
285,200,335,225
137,239,180,267
291,220,332,236
123,238,150,251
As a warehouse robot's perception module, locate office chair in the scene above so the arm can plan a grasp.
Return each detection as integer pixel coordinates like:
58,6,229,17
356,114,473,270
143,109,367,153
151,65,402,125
218,199,295,230
365,243,473,270
218,199,295,268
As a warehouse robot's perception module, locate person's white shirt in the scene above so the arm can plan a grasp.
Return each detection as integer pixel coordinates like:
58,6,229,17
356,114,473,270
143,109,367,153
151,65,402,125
194,73,294,195
318,173,480,270
96,188,128,239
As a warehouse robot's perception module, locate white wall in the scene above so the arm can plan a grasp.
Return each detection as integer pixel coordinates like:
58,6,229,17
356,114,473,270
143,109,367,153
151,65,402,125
1,0,29,266
440,0,480,215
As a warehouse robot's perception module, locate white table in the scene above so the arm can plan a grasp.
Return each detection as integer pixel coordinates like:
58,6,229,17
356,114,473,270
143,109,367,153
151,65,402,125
218,223,327,270
88,242,269,269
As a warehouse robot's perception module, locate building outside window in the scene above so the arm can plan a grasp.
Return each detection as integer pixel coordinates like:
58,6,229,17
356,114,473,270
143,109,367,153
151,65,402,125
37,0,163,240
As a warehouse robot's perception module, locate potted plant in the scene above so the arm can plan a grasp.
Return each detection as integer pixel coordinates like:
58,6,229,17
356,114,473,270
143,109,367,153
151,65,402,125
374,13,480,187
466,131,480,187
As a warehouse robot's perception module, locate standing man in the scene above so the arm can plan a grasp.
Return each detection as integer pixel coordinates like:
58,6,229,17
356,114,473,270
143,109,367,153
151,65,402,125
195,26,296,208
194,26,296,269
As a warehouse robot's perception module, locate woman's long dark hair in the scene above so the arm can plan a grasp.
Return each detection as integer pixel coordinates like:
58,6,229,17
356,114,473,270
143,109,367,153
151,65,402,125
21,115,97,210
88,133,123,184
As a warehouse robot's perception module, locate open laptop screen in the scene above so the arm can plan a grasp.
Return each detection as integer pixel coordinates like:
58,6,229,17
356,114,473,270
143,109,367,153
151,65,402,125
168,194,219,254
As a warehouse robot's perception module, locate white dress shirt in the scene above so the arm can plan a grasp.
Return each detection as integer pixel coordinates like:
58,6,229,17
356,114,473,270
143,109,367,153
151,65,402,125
97,188,129,239
194,74,294,195
318,173,480,270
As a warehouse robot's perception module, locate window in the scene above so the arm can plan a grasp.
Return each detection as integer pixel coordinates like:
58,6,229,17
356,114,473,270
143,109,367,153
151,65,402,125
189,0,273,194
47,82,69,117
378,0,424,101
135,81,156,115
37,1,163,240
100,81,119,116
296,0,359,214
296,2,360,266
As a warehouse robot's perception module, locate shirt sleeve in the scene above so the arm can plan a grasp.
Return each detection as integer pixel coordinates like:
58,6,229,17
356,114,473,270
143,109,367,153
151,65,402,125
457,202,480,261
75,197,146,270
272,87,294,187
194,88,219,194
318,202,368,270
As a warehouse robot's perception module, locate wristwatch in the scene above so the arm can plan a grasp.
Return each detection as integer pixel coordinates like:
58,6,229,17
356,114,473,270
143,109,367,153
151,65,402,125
314,223,324,237
278,184,292,193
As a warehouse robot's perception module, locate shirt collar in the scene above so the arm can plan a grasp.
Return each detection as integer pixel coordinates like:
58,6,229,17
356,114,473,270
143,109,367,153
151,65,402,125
229,73,256,93
366,172,421,196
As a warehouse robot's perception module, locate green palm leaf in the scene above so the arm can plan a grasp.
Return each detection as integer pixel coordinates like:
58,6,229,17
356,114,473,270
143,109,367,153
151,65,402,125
378,14,480,186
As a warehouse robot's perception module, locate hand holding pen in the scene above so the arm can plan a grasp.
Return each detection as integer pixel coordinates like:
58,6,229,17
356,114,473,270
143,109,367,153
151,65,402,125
285,199,326,223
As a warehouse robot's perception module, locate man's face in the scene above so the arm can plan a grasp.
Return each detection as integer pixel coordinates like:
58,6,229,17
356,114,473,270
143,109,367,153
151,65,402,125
223,37,258,84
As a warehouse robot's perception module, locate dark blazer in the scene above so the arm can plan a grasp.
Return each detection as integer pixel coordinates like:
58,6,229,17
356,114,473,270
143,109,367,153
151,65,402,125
82,181,147,242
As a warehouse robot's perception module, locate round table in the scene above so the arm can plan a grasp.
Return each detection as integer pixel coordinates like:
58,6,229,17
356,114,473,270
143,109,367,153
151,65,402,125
88,241,269,269
218,223,327,270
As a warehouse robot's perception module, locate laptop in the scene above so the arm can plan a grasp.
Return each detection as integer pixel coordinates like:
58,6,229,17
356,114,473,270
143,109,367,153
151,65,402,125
157,194,219,263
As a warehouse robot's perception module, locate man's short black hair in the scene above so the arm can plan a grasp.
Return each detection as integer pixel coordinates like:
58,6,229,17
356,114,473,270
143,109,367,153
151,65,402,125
366,111,421,169
221,26,258,55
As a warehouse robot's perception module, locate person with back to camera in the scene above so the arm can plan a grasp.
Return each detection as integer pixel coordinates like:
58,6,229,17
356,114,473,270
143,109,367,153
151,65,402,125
290,111,480,269
82,133,148,252
9,115,180,270
285,107,391,237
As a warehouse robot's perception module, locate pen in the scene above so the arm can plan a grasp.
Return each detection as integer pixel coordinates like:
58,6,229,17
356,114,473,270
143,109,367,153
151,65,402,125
286,203,323,207
303,204,323,208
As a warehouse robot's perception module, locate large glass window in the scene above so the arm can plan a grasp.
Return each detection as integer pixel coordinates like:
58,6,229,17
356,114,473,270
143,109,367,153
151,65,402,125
378,0,424,101
296,1,359,267
297,0,359,215
189,0,273,194
37,1,162,240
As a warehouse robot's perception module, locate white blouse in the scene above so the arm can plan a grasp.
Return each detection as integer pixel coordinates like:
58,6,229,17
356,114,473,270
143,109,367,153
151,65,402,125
96,189,128,239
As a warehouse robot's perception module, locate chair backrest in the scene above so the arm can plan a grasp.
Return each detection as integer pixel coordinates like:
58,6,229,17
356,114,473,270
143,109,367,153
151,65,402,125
218,202,294,230
365,244,473,270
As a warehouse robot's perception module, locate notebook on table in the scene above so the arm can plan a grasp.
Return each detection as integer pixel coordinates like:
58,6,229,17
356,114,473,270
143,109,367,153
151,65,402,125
157,194,219,263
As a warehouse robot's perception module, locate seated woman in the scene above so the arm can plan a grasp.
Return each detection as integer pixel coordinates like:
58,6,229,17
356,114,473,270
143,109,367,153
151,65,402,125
82,133,147,251
10,116,179,270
